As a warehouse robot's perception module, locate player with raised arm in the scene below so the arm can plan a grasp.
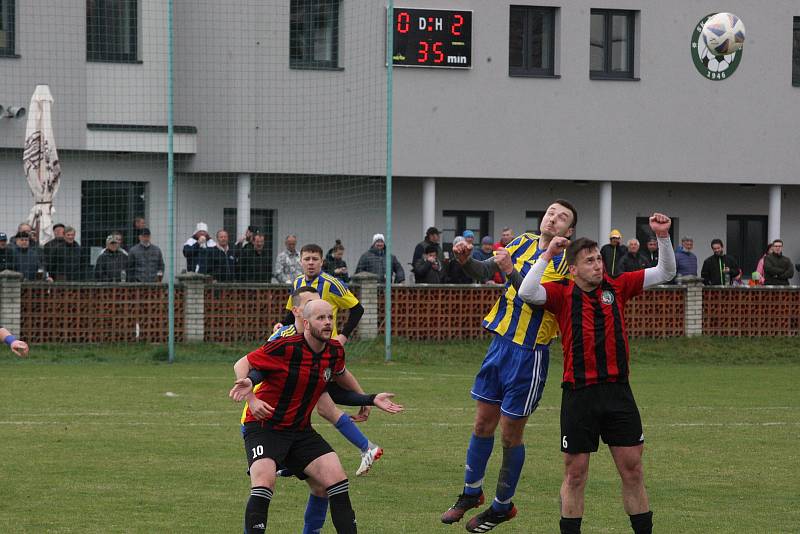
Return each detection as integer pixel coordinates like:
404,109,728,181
0,327,29,358
440,200,577,532
233,300,368,534
517,213,675,534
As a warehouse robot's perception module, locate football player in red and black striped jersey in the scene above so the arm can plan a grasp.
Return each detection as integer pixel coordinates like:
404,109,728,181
519,213,675,534
234,299,361,534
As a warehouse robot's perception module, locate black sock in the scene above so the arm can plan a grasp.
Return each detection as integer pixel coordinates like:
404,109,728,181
560,516,582,534
326,480,357,534
630,511,653,534
245,486,272,533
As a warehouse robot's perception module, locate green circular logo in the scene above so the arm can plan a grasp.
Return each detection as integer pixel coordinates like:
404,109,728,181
691,13,743,80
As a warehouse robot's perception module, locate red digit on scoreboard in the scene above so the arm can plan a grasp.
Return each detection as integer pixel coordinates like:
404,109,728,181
451,14,464,36
418,41,429,63
433,42,444,63
397,11,410,33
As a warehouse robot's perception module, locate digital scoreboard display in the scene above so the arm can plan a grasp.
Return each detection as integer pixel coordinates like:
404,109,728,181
392,8,472,68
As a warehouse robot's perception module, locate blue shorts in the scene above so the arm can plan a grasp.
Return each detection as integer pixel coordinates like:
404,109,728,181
471,335,550,419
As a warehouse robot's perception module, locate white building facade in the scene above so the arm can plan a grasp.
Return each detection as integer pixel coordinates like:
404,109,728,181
0,1,798,280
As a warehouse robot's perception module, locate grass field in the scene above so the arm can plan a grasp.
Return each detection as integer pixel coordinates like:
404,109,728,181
0,338,798,533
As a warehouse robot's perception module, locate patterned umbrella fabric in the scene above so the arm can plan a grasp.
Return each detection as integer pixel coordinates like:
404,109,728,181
23,85,62,245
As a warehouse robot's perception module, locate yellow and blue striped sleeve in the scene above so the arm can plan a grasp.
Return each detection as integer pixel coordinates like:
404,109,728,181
322,274,359,310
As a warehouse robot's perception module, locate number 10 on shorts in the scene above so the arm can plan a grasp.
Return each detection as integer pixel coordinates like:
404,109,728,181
251,445,264,459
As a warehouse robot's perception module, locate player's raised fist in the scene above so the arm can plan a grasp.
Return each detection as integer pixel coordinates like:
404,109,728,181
452,240,473,264
649,213,672,237
493,248,514,275
546,236,569,259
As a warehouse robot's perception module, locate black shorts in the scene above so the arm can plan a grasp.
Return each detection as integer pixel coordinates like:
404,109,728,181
243,423,334,478
560,382,644,454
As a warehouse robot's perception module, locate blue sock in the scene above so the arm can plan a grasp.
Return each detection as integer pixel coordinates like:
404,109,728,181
302,493,328,534
492,444,525,512
335,413,370,452
464,434,494,496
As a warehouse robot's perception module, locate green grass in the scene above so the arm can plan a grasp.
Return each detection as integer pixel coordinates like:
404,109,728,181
0,338,798,533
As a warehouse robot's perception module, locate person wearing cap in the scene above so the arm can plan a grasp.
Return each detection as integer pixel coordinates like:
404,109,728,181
9,222,34,252
128,228,165,282
183,222,216,273
0,232,12,271
12,232,45,281
94,234,128,282
413,243,444,284
674,236,698,278
355,233,405,284
462,230,476,247
412,226,444,266
600,229,627,278
273,234,302,284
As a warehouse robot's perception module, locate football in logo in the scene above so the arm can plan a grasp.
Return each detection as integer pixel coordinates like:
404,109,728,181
601,290,615,305
324,367,333,382
691,13,743,80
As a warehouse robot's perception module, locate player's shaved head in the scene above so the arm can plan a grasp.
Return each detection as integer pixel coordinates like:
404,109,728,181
303,299,332,320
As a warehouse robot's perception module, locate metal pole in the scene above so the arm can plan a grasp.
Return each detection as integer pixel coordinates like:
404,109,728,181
385,1,394,362
167,0,176,363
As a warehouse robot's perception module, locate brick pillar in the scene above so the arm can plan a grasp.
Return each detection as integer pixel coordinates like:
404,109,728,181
0,270,23,335
178,272,210,342
684,280,704,337
351,272,378,339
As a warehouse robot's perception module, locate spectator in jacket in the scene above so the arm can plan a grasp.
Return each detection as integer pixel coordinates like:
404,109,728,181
128,228,165,282
413,244,444,284
471,236,494,262
356,233,405,284
446,236,474,284
203,230,237,282
754,244,772,284
763,239,794,286
273,234,302,284
620,239,649,272
9,223,34,251
47,226,85,281
183,222,214,273
412,226,444,266
13,232,45,280
238,233,272,282
701,238,741,285
94,235,128,282
0,233,13,271
323,242,350,283
642,236,659,267
600,229,627,277
675,236,699,277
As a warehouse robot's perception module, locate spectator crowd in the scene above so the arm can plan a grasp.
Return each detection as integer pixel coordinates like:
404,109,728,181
1,218,796,287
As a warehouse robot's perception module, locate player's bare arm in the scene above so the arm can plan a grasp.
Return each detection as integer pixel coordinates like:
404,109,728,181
0,327,28,358
229,355,275,419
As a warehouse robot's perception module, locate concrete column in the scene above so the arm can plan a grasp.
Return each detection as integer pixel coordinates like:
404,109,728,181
422,177,436,233
0,271,23,335
237,173,251,240
351,271,378,339
684,281,703,337
768,185,781,242
178,272,210,342
599,181,612,244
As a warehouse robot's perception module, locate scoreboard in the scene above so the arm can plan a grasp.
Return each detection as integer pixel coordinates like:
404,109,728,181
391,8,472,69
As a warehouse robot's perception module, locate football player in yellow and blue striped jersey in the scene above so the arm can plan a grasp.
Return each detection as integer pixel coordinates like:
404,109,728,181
441,199,578,532
277,244,363,344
